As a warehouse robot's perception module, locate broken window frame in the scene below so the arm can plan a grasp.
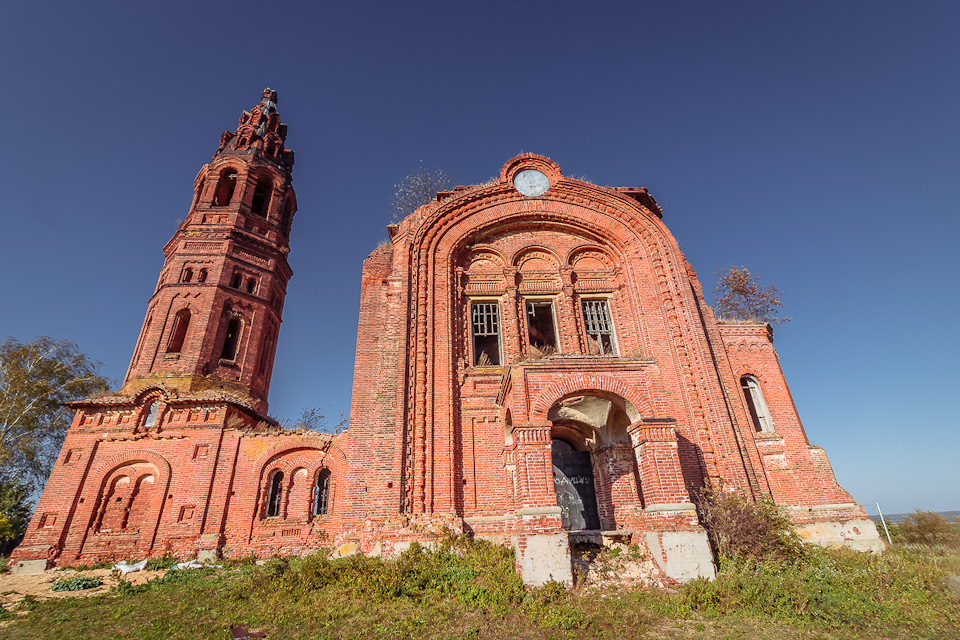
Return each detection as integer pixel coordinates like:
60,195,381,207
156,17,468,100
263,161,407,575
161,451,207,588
524,298,560,355
250,179,272,218
314,469,331,516
220,317,243,362
470,300,502,366
740,375,774,433
581,298,618,356
265,470,284,518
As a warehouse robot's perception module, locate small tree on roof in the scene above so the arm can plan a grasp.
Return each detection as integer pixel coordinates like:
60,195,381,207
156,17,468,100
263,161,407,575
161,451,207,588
713,266,791,326
391,165,452,222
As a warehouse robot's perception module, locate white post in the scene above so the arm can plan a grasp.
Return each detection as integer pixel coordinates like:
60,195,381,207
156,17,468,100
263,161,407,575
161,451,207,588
876,502,893,546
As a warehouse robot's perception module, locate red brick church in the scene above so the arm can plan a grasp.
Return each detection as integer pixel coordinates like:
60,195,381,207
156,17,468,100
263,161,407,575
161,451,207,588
12,91,881,583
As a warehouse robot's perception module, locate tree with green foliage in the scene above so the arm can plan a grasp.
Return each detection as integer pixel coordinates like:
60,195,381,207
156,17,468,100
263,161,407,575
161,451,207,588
897,510,960,547
713,266,791,326
390,165,452,222
0,476,33,553
0,337,111,490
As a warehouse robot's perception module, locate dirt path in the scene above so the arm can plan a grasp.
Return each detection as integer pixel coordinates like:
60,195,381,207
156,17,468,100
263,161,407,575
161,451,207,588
0,567,167,612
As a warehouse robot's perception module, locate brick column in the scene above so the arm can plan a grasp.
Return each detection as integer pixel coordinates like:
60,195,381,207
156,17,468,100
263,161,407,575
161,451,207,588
511,423,555,509
592,442,643,529
628,421,692,508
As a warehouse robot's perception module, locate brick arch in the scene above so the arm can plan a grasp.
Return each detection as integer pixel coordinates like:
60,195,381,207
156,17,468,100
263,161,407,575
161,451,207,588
530,374,655,422
76,449,172,558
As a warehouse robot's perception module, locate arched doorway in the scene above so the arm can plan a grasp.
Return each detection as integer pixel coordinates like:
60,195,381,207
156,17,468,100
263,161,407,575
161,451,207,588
552,438,600,531
547,391,640,531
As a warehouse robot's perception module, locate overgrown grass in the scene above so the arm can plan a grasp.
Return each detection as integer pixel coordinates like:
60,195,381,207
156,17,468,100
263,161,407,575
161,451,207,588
640,546,958,635
2,537,958,639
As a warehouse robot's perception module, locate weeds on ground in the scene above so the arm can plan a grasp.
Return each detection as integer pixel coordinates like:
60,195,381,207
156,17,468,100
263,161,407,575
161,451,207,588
49,576,102,592
638,546,958,636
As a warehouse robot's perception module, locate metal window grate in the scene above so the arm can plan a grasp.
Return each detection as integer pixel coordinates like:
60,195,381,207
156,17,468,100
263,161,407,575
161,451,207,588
472,303,500,336
582,300,612,335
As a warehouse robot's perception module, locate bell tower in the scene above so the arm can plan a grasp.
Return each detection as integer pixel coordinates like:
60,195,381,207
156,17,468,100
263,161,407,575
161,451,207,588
124,88,297,415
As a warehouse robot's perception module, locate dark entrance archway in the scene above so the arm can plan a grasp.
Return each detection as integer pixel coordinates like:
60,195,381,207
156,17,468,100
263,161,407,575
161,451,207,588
551,438,600,531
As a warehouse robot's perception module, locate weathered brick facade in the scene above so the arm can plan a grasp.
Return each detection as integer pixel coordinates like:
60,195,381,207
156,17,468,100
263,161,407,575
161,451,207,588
12,92,881,581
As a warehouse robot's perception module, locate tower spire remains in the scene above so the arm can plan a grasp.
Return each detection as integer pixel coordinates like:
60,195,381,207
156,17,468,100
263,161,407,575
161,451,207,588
123,89,297,416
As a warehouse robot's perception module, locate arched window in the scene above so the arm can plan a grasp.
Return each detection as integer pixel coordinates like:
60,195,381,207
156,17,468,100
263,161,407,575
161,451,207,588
314,469,331,516
213,168,238,206
741,375,774,433
246,278,257,294
258,328,275,376
251,180,272,217
197,268,208,283
166,309,191,353
266,470,283,517
220,317,242,361
280,200,293,237
194,177,206,207
181,267,193,283
144,401,159,428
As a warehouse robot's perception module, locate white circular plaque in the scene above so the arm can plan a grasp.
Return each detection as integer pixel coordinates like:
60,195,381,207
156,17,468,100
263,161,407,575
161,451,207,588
513,169,550,197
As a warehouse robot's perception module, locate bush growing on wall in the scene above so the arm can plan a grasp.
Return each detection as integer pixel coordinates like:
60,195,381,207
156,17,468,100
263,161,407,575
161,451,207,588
695,485,804,563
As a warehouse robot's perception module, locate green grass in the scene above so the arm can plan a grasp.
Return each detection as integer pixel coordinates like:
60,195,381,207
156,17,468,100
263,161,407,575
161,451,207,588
2,538,957,640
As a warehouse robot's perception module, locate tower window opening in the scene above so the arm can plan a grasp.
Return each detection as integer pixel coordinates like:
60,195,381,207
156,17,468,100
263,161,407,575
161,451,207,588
251,180,272,217
280,200,293,237
220,318,242,361
471,302,501,366
581,299,617,355
266,471,283,518
213,169,238,206
258,328,275,376
180,267,193,283
246,278,257,294
741,375,774,433
526,301,558,354
197,268,208,283
231,273,243,289
314,469,331,516
194,177,206,207
166,309,191,354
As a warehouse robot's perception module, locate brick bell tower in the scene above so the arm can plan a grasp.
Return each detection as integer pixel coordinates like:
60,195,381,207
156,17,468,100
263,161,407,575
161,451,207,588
123,88,296,416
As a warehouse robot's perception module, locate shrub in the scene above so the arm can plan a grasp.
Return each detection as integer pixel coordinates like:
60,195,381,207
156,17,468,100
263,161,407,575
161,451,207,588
695,485,804,563
898,510,960,547
50,576,102,591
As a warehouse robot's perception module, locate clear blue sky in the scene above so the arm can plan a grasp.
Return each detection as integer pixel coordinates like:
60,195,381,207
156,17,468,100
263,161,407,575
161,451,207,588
2,1,957,513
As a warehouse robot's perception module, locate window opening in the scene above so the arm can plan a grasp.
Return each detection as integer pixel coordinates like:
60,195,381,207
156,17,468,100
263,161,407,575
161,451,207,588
181,267,193,283
144,402,159,428
280,201,293,237
166,309,191,353
213,169,237,206
194,178,206,206
251,180,271,217
314,469,331,516
741,375,774,433
266,471,283,517
220,318,242,361
581,299,617,355
471,302,501,366
258,328,275,376
526,301,558,354
246,278,257,294
231,273,243,289
197,268,208,283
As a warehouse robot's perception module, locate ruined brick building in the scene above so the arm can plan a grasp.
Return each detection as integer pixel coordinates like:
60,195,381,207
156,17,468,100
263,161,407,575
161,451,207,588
12,91,881,583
